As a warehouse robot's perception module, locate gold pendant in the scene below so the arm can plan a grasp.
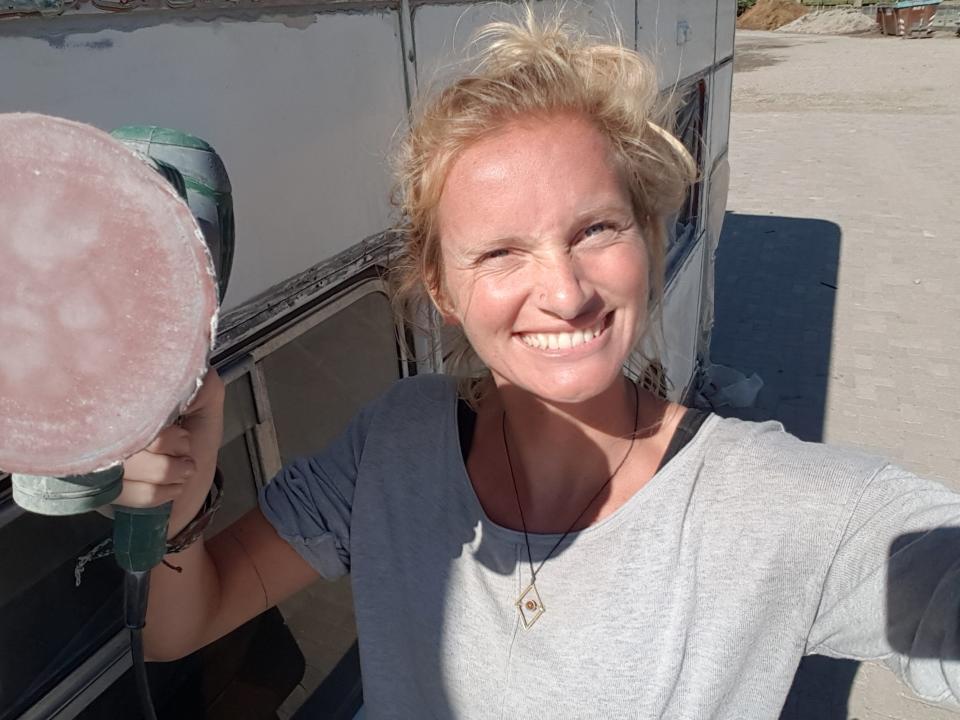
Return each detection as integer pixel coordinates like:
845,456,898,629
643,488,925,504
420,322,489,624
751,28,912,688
516,581,545,629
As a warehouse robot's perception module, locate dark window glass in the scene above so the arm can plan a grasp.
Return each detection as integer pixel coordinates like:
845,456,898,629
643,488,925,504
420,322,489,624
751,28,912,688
262,291,400,463
0,508,121,720
222,371,258,447
666,78,708,276
210,433,260,536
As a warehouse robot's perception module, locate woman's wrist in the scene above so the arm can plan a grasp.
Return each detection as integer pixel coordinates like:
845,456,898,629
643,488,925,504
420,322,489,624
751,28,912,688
166,467,224,549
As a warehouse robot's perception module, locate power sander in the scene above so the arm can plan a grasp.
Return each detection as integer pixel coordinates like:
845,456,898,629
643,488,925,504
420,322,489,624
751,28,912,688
0,113,234,718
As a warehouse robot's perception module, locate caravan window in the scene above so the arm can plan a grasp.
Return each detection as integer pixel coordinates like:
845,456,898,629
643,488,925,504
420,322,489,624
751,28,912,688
666,78,708,275
3,278,403,719
203,280,402,719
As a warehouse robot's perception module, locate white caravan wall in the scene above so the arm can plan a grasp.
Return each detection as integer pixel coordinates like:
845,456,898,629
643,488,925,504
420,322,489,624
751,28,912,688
0,10,408,310
411,0,636,91
709,60,733,171
716,0,736,62
636,0,717,89
660,239,704,399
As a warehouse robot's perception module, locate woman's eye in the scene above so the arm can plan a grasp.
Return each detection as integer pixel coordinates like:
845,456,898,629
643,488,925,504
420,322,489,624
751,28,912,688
480,248,510,262
583,222,612,239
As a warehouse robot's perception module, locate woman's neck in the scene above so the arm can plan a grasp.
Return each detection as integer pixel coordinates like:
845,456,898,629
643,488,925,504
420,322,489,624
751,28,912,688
472,374,676,530
499,375,638,455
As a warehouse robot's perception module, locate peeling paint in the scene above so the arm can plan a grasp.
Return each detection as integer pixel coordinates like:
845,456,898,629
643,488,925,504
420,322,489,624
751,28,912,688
0,6,369,45
46,34,112,47
0,0,391,31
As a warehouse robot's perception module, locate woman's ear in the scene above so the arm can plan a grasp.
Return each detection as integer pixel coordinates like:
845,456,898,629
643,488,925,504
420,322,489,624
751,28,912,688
429,286,460,326
424,270,459,326
422,240,462,325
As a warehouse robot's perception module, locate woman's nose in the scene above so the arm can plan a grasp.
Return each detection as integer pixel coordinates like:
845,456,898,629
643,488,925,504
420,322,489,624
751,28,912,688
533,253,594,320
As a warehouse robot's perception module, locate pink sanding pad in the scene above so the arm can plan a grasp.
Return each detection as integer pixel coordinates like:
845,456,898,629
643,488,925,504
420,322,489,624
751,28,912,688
0,113,218,477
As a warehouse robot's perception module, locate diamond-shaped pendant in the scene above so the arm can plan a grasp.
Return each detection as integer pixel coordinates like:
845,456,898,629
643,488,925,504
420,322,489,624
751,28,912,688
516,582,545,629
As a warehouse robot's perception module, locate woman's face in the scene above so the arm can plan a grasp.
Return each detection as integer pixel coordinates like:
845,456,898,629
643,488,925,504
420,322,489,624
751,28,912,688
436,113,650,404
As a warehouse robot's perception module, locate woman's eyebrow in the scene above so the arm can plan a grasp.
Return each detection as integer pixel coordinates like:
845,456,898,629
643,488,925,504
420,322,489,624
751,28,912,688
458,234,528,253
569,202,634,222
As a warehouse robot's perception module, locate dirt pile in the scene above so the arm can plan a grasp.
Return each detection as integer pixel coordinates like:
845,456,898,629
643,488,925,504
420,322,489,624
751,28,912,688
736,0,809,31
777,8,878,34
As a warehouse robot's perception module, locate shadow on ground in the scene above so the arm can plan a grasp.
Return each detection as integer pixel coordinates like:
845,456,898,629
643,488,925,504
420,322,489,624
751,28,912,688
709,211,862,719
710,211,841,442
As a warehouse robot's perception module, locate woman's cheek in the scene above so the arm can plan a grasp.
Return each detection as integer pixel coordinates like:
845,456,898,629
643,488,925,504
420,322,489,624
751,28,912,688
586,243,648,295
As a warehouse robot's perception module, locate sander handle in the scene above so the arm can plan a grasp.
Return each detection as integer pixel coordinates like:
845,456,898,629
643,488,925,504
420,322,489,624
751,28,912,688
112,502,173,575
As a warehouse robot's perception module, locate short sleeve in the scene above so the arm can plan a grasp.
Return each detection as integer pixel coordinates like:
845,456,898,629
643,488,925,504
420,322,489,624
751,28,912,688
258,401,376,580
807,464,960,705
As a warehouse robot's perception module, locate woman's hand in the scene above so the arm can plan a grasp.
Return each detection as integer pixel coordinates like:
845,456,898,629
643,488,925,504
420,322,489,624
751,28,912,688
118,368,225,537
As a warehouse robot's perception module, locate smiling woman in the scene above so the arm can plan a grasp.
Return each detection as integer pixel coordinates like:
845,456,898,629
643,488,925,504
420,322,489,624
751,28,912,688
391,15,696,403
435,113,651,405
112,8,960,720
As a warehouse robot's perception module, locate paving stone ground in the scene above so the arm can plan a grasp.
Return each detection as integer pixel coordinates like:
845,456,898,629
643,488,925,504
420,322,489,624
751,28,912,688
710,29,960,720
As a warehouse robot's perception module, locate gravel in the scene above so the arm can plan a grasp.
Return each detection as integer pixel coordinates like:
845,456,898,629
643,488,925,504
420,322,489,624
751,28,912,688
777,8,878,34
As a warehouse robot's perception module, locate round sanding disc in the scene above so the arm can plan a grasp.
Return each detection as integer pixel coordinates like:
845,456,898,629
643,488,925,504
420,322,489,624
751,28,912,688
0,113,218,477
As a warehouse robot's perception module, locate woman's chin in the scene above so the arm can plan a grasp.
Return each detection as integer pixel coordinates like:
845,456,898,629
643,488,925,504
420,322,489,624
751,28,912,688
493,365,625,406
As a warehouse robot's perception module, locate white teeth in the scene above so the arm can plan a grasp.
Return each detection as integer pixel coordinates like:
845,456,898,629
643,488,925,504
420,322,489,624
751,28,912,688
520,316,607,350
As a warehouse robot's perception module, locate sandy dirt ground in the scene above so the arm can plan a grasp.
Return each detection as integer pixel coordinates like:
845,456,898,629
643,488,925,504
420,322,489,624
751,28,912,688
711,29,960,720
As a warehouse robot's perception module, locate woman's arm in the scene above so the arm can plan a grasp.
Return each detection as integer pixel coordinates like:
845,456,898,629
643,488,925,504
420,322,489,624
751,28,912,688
119,370,321,661
143,507,319,661
807,464,960,704
121,368,371,660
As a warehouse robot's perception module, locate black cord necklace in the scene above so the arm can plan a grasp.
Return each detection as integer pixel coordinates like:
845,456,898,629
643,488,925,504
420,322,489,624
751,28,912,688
501,379,640,629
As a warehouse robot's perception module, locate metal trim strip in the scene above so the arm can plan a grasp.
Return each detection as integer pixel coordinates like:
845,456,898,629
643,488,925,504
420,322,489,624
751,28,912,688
19,632,130,720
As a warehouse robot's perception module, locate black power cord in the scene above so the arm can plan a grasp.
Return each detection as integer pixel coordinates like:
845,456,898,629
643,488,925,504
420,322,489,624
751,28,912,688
124,570,159,720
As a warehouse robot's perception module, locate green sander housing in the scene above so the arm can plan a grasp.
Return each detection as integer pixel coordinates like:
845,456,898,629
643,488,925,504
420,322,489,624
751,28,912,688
111,125,235,304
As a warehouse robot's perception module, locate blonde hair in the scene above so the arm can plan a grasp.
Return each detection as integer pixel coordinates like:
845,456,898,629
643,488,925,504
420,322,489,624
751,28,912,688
390,8,696,402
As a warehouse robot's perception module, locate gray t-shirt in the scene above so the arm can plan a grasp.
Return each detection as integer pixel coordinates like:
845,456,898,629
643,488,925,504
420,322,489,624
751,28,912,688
260,374,960,718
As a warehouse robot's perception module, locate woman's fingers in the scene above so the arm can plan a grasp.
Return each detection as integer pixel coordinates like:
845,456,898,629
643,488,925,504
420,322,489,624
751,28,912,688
123,450,195,486
145,425,191,458
117,478,186,508
117,450,192,508
182,369,225,422
118,368,223,513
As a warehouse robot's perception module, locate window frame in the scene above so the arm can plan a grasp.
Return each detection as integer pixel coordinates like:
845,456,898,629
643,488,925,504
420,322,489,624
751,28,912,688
664,75,709,282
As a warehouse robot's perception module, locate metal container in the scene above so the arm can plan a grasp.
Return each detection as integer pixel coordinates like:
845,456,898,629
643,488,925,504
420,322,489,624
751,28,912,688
876,1,941,36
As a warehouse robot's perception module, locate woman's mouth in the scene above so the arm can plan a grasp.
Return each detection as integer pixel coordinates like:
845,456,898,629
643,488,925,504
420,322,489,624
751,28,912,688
517,313,612,351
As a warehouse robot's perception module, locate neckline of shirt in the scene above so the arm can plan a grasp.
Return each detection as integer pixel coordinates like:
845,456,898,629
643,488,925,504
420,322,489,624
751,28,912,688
446,380,721,546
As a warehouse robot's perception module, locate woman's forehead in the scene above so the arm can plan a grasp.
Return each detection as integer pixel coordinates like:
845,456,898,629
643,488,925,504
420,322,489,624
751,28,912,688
436,114,631,241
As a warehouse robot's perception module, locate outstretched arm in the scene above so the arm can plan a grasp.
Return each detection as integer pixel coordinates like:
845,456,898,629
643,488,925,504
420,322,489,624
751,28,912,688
807,464,960,705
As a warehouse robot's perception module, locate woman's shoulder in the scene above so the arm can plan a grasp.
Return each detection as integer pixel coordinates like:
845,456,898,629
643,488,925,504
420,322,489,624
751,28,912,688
358,373,458,436
374,372,458,411
695,413,890,503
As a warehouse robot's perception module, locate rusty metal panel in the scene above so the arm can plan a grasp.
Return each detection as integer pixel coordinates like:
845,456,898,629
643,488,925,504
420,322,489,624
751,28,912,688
876,2,941,36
